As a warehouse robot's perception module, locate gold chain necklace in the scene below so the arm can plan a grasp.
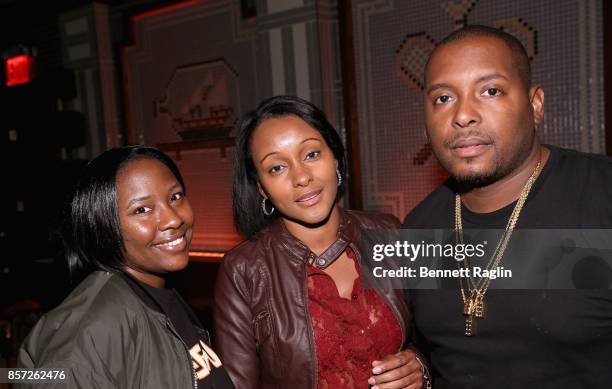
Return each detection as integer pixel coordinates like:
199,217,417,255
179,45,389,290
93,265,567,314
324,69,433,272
455,157,541,336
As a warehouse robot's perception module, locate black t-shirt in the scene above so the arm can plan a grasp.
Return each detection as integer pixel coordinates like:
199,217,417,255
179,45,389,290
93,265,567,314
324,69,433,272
402,146,612,388
122,273,235,389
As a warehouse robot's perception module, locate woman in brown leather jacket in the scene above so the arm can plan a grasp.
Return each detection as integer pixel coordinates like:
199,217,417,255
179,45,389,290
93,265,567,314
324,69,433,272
214,96,428,389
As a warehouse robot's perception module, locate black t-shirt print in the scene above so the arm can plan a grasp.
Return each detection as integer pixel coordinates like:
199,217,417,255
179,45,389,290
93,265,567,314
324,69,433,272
124,274,235,389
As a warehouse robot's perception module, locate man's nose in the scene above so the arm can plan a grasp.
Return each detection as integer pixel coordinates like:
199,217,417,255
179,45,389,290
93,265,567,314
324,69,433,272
453,97,481,128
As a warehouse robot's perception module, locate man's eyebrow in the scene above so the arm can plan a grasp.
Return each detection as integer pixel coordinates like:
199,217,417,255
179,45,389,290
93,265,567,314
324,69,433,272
426,83,451,95
476,73,509,83
426,74,510,95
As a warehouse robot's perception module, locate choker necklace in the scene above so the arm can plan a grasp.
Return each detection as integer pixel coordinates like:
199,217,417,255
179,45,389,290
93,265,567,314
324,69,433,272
455,156,542,336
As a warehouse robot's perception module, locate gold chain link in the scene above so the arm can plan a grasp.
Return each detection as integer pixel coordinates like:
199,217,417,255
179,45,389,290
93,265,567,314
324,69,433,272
455,155,542,336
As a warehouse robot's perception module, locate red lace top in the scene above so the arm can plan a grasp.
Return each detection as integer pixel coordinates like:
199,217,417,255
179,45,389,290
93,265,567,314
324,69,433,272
307,248,402,388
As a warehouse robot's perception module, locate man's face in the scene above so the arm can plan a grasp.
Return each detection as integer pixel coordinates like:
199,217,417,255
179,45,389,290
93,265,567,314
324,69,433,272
424,36,544,186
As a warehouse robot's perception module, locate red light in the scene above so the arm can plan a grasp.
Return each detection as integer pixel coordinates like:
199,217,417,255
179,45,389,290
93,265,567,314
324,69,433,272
5,54,34,86
189,251,225,263
132,0,199,21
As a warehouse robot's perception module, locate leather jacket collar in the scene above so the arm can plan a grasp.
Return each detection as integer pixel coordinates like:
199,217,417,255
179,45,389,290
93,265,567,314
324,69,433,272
266,207,356,270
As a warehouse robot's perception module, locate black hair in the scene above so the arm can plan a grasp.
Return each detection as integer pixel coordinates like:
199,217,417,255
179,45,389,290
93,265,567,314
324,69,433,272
233,95,346,238
426,25,532,89
64,145,185,278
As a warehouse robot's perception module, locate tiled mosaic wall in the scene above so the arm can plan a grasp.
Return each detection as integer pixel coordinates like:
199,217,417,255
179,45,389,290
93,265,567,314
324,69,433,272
174,148,241,251
122,0,343,250
352,0,604,219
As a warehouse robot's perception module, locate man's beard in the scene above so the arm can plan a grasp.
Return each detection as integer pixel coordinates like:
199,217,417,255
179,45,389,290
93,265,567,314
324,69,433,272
450,146,529,189
453,168,502,187
435,126,537,189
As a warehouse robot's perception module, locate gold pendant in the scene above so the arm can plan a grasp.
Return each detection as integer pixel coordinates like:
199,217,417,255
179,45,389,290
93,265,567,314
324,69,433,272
463,292,484,336
474,295,485,318
465,315,474,336
463,298,474,315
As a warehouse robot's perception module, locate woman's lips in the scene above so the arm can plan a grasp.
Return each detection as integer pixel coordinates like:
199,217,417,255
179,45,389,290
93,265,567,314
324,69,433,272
152,235,187,253
295,189,322,207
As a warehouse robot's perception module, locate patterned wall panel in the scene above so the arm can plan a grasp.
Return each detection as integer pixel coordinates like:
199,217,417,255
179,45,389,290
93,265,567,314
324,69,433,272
175,148,241,251
122,0,343,251
59,3,122,158
352,0,604,219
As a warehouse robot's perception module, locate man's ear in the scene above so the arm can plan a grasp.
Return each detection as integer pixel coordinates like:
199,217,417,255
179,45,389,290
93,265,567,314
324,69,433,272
529,85,545,125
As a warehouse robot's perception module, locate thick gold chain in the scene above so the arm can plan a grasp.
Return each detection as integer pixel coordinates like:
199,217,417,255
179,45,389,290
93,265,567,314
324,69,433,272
455,157,542,336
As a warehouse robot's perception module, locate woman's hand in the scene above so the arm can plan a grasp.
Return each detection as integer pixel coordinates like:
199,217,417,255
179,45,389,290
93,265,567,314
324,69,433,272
367,349,425,389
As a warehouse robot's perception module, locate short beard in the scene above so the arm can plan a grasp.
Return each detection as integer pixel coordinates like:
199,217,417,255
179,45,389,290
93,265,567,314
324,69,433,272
451,148,527,189
453,169,501,188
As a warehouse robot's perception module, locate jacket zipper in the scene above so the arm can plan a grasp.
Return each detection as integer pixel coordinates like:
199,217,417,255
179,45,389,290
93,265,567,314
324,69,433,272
350,243,406,351
166,319,198,389
303,252,318,389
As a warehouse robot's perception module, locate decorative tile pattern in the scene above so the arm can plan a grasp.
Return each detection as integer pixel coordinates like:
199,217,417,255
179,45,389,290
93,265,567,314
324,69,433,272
352,0,604,219
122,0,344,249
395,33,436,93
442,0,479,29
495,17,537,59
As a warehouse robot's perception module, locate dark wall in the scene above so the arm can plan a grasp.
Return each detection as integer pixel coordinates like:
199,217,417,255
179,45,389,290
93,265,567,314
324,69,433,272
0,0,192,317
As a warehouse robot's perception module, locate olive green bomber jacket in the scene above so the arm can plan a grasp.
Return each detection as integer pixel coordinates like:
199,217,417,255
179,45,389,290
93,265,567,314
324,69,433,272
17,271,197,389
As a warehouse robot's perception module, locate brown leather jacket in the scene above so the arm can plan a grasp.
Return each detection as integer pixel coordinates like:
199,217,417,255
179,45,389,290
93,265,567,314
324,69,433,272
214,208,410,389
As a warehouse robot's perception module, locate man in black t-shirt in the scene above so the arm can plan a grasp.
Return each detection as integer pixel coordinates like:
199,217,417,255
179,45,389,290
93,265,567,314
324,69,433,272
402,25,612,388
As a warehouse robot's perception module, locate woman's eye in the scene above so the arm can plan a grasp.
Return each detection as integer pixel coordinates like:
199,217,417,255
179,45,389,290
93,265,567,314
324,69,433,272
134,206,152,215
483,88,501,97
171,192,184,202
305,151,321,160
434,95,451,104
269,165,284,174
